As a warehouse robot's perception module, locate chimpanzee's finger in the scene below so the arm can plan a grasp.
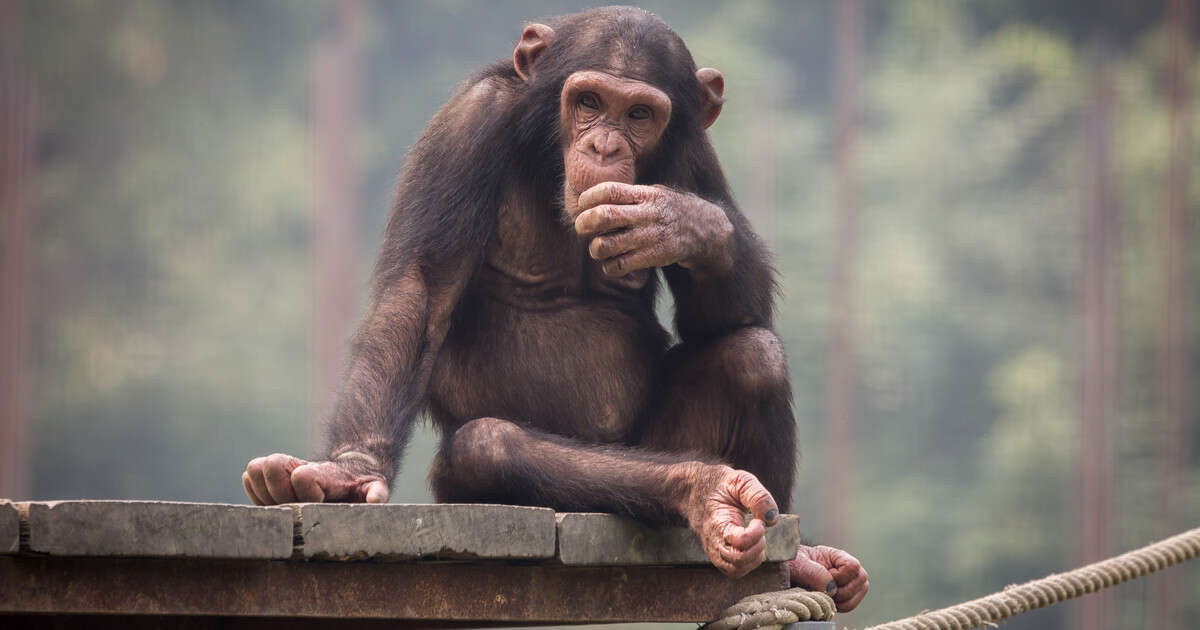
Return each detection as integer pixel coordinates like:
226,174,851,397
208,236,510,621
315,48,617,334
837,579,870,612
363,480,390,504
242,471,266,505
600,244,673,276
825,546,866,586
575,203,651,238
728,469,779,526
290,464,327,502
245,457,274,506
589,226,657,260
725,518,766,550
790,555,837,595
720,533,766,570
577,181,650,212
262,453,301,504
834,570,868,603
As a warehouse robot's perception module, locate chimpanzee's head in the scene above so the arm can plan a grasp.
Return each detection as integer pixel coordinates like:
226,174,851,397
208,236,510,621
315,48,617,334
509,7,725,206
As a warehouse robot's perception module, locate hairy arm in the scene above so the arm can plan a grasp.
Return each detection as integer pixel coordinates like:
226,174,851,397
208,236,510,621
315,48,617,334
573,181,776,342
243,75,512,504
321,259,472,487
661,201,776,341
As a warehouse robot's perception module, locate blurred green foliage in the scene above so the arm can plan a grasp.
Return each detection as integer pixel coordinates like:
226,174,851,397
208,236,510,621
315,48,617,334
12,1,1198,628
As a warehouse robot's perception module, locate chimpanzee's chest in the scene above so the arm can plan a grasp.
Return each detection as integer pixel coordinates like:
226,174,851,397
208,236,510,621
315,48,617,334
428,282,669,445
425,198,670,441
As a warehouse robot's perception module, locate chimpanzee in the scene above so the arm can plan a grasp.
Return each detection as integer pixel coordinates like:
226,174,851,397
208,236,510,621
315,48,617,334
244,6,868,611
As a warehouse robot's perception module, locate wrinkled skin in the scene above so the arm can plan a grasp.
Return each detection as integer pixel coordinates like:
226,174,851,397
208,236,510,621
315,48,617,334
242,9,868,612
791,544,870,612
243,453,388,505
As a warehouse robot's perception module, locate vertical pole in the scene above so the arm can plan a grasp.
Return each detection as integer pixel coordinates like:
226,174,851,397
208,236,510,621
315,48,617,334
1076,38,1116,630
826,0,862,548
311,0,365,451
0,1,36,500
1155,1,1192,628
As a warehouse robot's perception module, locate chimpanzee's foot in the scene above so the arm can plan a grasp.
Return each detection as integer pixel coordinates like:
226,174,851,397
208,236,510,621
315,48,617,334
684,464,780,578
789,545,870,612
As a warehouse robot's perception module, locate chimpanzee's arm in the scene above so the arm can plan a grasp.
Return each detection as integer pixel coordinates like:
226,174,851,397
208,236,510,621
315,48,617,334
243,75,514,504
321,259,473,486
662,202,776,341
319,77,518,482
572,182,776,342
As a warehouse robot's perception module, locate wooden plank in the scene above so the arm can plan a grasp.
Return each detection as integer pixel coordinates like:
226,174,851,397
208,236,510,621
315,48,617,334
20,501,293,559
0,556,791,625
556,512,800,565
296,503,556,560
0,501,16,553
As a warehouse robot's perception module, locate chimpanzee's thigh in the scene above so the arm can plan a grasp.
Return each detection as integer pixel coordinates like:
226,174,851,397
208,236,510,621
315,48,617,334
637,326,797,511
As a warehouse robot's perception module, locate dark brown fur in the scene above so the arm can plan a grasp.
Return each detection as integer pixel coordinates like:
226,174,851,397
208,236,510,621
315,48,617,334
323,6,796,523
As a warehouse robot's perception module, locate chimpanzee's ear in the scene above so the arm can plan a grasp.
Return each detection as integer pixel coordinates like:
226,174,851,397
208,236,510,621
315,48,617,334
695,67,725,129
514,23,556,81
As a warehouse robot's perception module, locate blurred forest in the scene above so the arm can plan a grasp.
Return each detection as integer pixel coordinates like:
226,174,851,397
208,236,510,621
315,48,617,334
0,1,1197,629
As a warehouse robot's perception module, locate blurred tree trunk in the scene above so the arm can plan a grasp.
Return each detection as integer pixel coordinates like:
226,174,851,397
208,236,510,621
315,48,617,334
1154,1,1193,628
826,0,862,548
745,85,777,242
1076,37,1116,630
311,0,364,451
0,1,36,501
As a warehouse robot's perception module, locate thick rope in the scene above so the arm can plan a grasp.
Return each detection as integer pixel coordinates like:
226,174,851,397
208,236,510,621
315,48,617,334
704,588,837,630
705,527,1200,630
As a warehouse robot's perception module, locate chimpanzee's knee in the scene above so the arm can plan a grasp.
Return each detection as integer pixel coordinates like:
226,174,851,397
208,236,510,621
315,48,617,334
444,417,524,490
719,327,790,397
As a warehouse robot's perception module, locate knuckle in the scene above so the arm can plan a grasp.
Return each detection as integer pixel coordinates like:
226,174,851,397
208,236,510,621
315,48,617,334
263,457,288,477
578,209,597,231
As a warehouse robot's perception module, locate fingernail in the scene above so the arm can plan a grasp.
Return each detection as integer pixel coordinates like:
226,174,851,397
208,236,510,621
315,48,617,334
826,580,838,595
765,509,778,522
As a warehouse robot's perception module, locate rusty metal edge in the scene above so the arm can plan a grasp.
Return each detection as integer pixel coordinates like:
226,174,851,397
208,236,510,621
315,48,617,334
0,556,789,624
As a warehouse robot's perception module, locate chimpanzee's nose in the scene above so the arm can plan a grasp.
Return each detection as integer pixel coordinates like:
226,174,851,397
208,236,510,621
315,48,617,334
589,129,624,160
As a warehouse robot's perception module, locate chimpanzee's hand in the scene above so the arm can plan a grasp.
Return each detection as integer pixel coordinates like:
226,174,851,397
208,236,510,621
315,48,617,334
574,181,734,276
683,464,780,579
242,453,389,505
789,544,869,612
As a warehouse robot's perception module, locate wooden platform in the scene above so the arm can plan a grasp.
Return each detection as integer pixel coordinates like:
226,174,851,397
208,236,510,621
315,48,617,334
0,500,798,627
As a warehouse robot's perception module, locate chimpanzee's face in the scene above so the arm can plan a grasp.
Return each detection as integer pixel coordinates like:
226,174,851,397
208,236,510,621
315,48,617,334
559,70,672,196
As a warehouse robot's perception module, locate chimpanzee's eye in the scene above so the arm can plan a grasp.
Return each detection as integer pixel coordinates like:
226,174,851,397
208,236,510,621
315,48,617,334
628,106,651,120
578,93,600,110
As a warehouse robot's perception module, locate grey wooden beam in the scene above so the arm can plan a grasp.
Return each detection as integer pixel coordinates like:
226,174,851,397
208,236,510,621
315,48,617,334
0,500,17,554
555,512,801,565
20,500,293,559
0,556,790,625
295,503,557,561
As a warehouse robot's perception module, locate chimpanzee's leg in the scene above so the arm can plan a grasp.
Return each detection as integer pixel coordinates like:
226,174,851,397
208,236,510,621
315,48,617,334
636,326,797,511
428,412,781,578
429,417,720,525
429,326,794,514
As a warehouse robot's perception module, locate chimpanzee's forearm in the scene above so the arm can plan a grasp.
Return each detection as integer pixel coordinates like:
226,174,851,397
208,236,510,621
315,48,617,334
322,271,433,483
323,259,473,483
665,207,776,341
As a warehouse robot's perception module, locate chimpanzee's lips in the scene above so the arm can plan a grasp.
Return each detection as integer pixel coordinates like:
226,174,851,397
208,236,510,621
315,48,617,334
566,165,635,194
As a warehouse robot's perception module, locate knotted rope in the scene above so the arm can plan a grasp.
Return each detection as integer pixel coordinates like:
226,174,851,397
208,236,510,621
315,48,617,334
705,526,1200,630
704,588,837,630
